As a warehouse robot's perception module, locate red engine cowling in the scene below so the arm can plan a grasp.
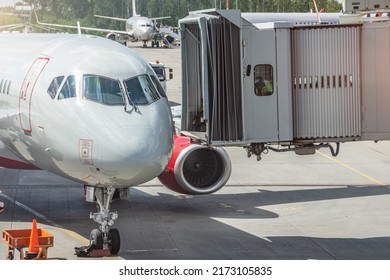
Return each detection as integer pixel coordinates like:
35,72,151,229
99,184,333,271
158,135,231,195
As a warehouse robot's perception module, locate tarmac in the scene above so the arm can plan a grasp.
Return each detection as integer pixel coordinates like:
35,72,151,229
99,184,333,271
1,42,390,260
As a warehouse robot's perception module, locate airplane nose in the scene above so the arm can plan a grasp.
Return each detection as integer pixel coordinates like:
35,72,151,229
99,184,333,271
97,125,172,185
137,27,154,41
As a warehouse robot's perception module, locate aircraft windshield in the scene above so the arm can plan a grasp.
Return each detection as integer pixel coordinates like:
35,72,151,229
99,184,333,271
150,75,167,98
84,75,124,105
124,75,160,105
47,76,64,99
58,75,77,99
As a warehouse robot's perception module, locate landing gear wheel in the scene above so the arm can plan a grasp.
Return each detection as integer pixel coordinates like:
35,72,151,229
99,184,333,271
90,229,103,249
88,186,121,256
108,228,121,255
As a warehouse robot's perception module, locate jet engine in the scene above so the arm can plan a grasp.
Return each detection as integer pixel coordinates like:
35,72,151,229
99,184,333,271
158,135,231,195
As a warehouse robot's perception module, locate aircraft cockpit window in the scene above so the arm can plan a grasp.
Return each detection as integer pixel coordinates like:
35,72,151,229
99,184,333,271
47,76,64,99
150,75,167,98
84,75,124,106
124,75,160,105
58,75,77,100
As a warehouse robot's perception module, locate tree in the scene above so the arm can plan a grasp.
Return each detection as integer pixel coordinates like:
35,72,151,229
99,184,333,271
19,0,343,33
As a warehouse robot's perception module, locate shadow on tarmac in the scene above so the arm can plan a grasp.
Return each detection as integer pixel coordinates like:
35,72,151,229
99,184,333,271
1,185,390,259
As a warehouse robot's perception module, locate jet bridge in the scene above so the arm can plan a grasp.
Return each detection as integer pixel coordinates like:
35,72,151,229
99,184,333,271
179,9,390,158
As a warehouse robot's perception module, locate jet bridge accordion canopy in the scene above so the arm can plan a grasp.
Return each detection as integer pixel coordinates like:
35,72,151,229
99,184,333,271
291,25,361,139
179,9,390,146
180,12,243,144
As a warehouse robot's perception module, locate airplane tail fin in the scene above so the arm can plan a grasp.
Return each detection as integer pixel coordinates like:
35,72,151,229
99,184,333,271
312,0,322,24
132,0,139,17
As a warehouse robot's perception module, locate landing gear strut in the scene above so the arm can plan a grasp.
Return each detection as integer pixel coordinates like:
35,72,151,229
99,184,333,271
89,186,121,255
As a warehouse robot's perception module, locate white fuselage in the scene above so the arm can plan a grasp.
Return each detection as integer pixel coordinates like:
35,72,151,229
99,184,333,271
0,34,174,187
126,16,155,42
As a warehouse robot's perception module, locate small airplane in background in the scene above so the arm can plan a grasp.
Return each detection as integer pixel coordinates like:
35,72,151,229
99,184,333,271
34,0,171,47
95,0,171,47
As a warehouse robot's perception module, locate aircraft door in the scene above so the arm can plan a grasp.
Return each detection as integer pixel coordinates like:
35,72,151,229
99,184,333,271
19,57,50,133
243,29,278,142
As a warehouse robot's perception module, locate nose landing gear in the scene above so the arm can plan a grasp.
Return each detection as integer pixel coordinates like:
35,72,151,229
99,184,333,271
90,186,120,255
75,186,121,257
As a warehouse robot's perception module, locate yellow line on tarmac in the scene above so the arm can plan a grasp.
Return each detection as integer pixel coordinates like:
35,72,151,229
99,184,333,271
317,151,386,187
62,228,90,245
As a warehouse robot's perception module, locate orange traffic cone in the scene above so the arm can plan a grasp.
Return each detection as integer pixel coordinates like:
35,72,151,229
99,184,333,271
25,219,39,259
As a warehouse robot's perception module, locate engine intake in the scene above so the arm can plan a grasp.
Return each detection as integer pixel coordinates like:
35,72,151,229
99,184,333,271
158,136,231,195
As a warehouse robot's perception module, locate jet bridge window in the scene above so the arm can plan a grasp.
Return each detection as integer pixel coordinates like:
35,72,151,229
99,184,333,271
47,76,64,99
84,75,124,105
254,64,274,96
124,75,160,105
58,75,77,100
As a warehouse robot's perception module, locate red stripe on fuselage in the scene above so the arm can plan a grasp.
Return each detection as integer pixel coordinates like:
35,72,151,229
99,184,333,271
0,156,39,170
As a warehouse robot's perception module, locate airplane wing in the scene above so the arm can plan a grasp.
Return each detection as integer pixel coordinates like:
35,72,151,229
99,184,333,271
34,11,129,35
94,15,171,22
151,16,171,21
36,21,129,35
94,15,128,22
0,24,23,30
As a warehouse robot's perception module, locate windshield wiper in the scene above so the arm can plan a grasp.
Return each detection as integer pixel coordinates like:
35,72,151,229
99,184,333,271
122,80,139,113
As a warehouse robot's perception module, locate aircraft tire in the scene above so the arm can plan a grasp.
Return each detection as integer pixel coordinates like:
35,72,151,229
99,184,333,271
7,251,14,260
108,228,121,255
90,229,103,249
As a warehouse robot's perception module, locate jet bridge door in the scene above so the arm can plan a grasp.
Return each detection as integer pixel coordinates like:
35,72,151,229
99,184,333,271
242,29,279,142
